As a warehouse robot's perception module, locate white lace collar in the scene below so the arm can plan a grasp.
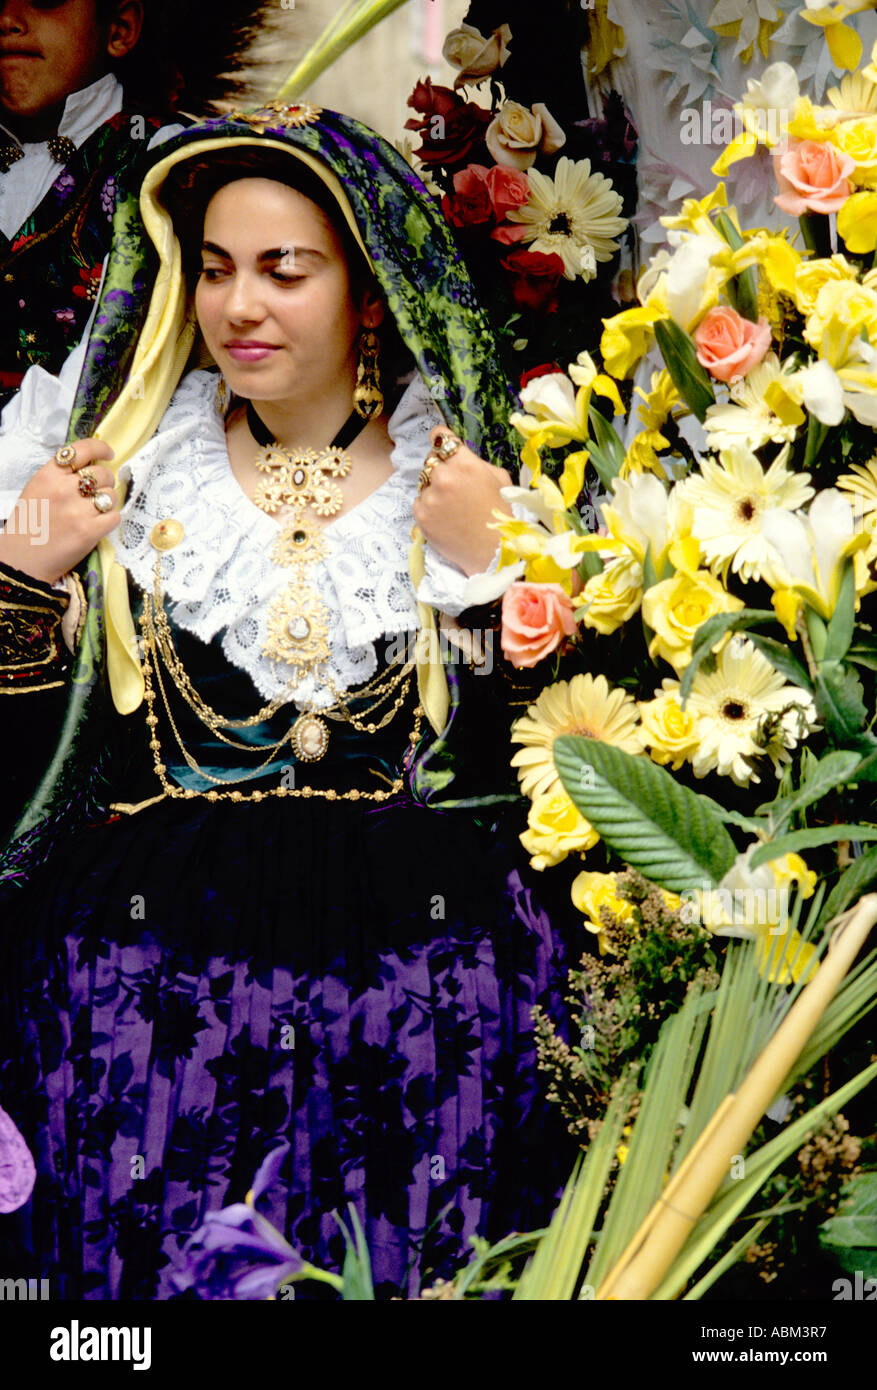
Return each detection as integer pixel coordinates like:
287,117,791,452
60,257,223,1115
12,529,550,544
113,369,444,708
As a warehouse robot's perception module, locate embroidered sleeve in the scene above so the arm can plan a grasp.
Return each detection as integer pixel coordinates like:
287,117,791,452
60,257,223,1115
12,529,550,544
0,564,71,692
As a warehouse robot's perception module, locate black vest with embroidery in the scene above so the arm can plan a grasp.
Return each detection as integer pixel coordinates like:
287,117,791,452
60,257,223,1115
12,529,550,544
0,110,163,411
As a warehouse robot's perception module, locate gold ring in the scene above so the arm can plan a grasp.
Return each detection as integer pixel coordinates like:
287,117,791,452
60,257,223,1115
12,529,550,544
54,444,77,468
418,452,442,493
434,432,462,460
93,492,114,514
77,469,98,498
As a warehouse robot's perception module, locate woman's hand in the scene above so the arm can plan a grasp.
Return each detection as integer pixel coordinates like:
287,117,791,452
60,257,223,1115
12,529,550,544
412,427,512,576
0,440,120,585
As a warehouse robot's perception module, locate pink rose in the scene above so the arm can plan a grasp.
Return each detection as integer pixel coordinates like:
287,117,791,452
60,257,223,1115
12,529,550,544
773,139,855,215
693,306,772,384
501,582,576,668
485,163,530,219
441,163,493,229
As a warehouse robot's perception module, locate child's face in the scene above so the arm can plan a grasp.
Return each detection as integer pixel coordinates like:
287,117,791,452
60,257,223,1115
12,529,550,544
0,0,137,124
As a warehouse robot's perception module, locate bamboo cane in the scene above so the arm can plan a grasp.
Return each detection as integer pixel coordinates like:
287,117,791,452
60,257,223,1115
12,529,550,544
596,892,877,1300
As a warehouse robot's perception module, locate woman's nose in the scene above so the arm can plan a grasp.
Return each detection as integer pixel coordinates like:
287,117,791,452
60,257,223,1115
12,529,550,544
222,272,267,323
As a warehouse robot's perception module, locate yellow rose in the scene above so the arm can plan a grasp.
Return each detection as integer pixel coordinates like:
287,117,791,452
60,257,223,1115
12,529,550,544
794,254,859,315
831,117,877,180
520,791,599,871
638,687,701,770
485,100,565,172
442,22,511,87
571,871,634,951
576,556,643,636
641,570,744,673
837,190,877,252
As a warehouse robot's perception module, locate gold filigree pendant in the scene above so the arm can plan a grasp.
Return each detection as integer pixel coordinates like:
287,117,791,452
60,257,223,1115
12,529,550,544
264,586,330,672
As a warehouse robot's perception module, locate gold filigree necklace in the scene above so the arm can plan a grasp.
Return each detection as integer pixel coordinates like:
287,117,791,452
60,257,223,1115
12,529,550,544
248,400,369,758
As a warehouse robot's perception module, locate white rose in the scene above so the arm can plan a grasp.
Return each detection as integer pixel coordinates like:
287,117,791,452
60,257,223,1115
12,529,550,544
485,100,566,171
442,22,512,87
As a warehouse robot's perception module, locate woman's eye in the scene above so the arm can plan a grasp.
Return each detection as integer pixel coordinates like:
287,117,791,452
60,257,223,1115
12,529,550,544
271,271,304,285
199,267,226,281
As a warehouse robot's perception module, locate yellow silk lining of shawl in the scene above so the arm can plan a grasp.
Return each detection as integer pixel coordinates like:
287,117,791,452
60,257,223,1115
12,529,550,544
91,136,449,734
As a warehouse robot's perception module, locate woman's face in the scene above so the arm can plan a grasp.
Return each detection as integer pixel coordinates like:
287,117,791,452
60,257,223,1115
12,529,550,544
195,177,376,408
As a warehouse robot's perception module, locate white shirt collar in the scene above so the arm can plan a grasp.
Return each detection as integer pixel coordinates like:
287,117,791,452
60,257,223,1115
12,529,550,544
0,72,122,149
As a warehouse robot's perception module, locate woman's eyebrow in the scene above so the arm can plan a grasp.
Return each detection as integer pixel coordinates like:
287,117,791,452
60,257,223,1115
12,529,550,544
199,241,326,263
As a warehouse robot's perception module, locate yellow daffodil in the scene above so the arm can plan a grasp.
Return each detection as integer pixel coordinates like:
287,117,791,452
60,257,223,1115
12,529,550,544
509,352,622,501
492,475,591,591
641,568,744,673
600,302,667,379
800,2,877,72
520,790,599,871
697,846,818,983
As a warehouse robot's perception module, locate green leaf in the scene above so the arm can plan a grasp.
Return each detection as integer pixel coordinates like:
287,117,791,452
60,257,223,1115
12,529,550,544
824,561,857,663
747,632,812,691
802,411,830,471
817,844,877,928
813,659,868,742
654,318,716,423
587,404,625,490
749,824,877,870
715,211,759,323
820,1173,877,1249
680,609,777,704
755,749,863,823
554,735,737,893
335,1204,375,1300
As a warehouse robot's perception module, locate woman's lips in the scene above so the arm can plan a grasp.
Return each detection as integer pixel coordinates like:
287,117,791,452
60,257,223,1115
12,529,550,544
225,343,279,362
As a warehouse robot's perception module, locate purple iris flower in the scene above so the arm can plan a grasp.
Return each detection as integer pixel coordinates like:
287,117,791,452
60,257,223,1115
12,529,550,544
172,1143,305,1300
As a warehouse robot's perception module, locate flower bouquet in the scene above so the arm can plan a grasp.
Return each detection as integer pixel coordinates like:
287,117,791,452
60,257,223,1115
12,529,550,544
401,17,636,385
471,28,877,1297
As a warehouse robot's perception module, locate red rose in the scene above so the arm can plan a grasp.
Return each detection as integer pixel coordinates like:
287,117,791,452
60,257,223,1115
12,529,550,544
405,77,491,168
519,362,564,389
501,248,565,314
490,222,528,245
485,164,530,219
442,164,494,229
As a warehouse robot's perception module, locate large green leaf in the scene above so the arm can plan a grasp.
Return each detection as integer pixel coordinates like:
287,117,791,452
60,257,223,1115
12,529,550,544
654,318,716,422
680,609,777,704
554,735,737,893
587,404,624,490
814,659,868,743
755,749,863,824
749,824,877,870
820,1173,877,1249
747,632,812,691
817,845,877,928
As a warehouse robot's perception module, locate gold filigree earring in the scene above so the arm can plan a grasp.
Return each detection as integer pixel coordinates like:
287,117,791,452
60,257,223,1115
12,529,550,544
353,329,383,420
216,373,231,417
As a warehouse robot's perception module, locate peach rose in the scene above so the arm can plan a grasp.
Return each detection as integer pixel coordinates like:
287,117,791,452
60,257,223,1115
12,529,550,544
485,100,566,172
501,582,576,668
693,306,772,384
773,138,855,215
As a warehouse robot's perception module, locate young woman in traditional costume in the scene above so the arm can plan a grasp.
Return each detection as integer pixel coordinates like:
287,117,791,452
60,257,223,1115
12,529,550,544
0,105,577,1299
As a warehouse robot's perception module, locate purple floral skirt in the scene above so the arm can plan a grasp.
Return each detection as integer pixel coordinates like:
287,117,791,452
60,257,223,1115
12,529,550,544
0,794,578,1299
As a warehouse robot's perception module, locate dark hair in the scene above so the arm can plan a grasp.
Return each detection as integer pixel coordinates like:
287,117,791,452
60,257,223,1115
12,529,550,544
161,146,411,403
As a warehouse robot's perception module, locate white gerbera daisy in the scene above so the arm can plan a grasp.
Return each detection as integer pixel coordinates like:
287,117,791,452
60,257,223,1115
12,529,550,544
703,355,801,452
676,444,814,582
679,636,817,786
506,156,628,281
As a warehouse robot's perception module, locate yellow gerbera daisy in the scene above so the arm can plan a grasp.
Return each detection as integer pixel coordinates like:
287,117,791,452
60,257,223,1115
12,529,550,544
837,453,877,515
510,673,644,800
506,156,627,281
